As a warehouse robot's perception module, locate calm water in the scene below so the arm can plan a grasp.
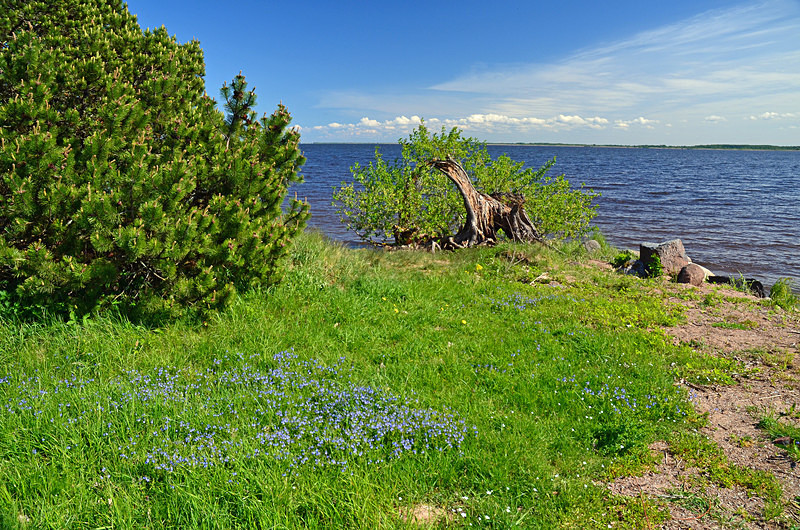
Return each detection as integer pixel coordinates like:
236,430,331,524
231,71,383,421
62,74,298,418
293,144,800,289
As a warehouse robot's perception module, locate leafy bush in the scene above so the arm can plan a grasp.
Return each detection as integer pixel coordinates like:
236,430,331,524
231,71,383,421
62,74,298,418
769,278,798,310
333,123,598,245
0,0,308,319
645,255,663,278
612,250,636,269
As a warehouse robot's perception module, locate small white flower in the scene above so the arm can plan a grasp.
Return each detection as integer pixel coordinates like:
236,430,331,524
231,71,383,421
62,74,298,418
486,490,493,495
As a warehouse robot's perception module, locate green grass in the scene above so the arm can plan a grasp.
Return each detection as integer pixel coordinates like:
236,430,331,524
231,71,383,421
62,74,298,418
0,231,783,528
770,278,799,310
711,319,758,330
758,415,800,463
667,431,785,523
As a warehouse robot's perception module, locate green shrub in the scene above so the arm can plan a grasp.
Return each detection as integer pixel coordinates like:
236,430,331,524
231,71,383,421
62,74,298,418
612,250,636,269
769,278,798,310
646,255,663,278
0,0,308,319
333,123,598,245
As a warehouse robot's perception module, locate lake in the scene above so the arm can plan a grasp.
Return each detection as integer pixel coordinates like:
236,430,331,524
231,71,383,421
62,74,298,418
293,143,800,290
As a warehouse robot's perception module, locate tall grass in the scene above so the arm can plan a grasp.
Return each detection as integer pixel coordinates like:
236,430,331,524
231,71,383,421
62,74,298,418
0,231,778,527
769,277,798,310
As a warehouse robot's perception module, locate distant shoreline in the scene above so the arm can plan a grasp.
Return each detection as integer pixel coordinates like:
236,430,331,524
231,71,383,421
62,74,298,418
492,143,800,151
303,142,799,151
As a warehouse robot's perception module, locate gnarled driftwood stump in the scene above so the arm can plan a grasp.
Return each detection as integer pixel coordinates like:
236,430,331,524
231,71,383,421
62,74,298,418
430,157,543,249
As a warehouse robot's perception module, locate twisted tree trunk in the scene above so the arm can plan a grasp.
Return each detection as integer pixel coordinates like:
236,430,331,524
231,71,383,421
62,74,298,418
430,158,543,249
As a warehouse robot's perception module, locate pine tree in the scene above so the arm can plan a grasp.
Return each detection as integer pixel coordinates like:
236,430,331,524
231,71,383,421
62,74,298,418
220,73,258,145
0,0,309,319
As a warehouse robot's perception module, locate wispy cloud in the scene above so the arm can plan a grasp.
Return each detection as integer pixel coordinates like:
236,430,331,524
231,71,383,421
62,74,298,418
614,117,660,129
308,115,424,134
307,0,800,143
749,111,798,120
304,113,624,139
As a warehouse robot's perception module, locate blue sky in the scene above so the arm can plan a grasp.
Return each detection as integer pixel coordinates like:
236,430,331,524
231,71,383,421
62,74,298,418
126,0,799,145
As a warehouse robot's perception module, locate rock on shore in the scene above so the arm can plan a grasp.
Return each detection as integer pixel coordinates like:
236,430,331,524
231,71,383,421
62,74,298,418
640,239,689,275
617,238,766,297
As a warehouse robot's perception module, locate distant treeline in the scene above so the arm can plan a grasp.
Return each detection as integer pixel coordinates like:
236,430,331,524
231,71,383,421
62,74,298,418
508,143,799,151
684,144,799,151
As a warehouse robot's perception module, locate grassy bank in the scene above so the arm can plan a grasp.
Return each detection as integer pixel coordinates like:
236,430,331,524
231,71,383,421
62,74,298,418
0,231,790,528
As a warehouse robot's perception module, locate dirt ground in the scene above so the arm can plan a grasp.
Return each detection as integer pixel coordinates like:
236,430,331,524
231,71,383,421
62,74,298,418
609,280,800,529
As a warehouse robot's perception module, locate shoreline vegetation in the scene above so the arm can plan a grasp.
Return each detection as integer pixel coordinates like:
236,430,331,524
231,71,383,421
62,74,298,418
304,142,800,151
510,143,800,151
1,230,798,527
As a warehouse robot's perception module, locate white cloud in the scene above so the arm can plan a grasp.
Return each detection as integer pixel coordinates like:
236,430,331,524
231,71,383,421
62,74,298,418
309,112,632,140
704,115,727,122
393,115,423,126
614,117,659,129
555,115,609,127
749,111,798,120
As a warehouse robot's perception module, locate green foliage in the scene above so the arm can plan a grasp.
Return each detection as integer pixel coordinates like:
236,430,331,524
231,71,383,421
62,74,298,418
521,165,599,241
0,0,309,319
333,123,599,245
612,250,636,269
332,125,480,245
711,320,755,330
220,72,257,143
769,278,798,310
646,254,663,278
669,431,783,513
758,415,800,462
